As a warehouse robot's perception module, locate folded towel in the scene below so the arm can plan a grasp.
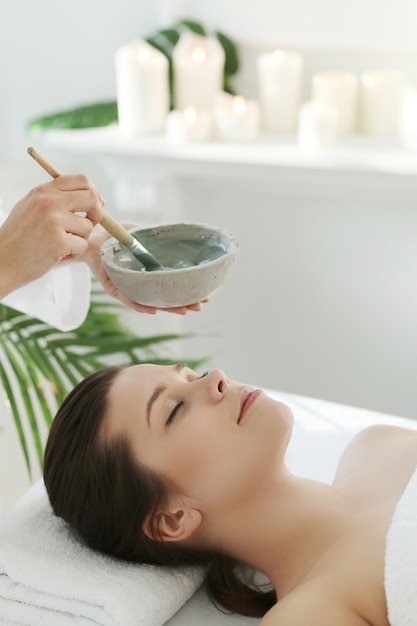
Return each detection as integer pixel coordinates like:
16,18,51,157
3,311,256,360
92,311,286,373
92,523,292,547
0,481,205,626
385,465,417,626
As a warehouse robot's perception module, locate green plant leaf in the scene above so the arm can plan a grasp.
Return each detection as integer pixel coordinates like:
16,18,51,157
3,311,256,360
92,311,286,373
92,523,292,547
63,355,95,379
15,332,67,401
14,335,57,423
1,341,43,474
145,34,175,59
145,35,175,109
0,357,31,475
51,351,80,389
158,28,181,46
216,30,239,93
27,102,118,132
177,20,206,36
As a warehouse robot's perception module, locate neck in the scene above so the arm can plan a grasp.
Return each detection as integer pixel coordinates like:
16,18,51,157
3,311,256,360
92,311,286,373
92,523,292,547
204,468,347,597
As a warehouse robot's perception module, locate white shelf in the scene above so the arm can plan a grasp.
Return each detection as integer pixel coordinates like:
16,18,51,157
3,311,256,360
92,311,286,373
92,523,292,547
38,125,417,177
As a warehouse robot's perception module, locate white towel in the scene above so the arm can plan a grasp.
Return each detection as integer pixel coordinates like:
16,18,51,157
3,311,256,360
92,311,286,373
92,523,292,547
0,480,205,626
385,465,417,626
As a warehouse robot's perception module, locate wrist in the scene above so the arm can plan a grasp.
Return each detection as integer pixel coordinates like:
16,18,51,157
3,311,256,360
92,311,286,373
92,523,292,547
0,272,26,300
0,245,34,300
0,252,21,299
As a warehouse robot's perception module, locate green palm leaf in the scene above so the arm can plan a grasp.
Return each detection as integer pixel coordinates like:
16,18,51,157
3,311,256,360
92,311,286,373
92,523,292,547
0,284,206,477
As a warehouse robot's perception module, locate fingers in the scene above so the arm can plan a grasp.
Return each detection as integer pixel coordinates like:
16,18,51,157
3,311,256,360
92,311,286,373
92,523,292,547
109,291,159,315
33,205,94,261
160,300,207,314
95,269,158,314
65,189,103,224
1,174,104,289
162,306,189,315
52,174,105,204
63,212,94,239
184,302,202,312
43,176,104,224
59,232,90,259
129,302,158,314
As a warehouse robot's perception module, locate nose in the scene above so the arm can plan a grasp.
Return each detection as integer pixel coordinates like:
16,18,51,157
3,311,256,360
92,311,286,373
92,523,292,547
205,368,228,403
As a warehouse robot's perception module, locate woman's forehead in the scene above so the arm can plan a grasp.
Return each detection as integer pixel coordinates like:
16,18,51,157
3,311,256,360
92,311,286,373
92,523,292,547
108,364,176,417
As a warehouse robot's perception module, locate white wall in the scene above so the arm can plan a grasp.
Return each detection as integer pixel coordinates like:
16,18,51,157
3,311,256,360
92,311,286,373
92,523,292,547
0,1,8,158
1,0,417,509
0,0,160,162
188,0,417,48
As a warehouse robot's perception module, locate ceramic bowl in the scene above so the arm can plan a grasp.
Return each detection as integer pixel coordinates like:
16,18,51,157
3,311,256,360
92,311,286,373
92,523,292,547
100,222,239,308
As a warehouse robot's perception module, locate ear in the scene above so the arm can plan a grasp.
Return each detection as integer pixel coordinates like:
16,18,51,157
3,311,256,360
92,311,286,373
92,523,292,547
143,506,202,543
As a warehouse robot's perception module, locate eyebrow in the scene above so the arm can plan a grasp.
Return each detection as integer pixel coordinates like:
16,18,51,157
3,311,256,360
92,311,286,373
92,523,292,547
146,364,186,428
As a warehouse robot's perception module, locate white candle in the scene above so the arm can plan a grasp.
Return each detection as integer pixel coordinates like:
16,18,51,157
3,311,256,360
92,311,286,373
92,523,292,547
312,72,359,135
257,49,304,133
115,40,169,135
213,92,261,141
360,70,405,136
297,100,339,150
166,106,213,142
399,82,417,150
172,31,225,111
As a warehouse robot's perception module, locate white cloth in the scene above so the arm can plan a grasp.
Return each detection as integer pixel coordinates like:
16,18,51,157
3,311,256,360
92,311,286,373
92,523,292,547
0,481,205,626
2,262,91,331
385,465,417,626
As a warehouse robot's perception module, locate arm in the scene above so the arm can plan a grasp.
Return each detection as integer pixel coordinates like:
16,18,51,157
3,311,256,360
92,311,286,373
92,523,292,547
0,175,103,299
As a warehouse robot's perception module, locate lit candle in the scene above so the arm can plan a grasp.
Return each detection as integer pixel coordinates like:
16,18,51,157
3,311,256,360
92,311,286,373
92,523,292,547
399,81,417,150
165,106,213,142
256,49,304,133
360,70,405,136
115,40,169,135
213,92,261,141
297,100,339,150
312,72,359,135
172,31,225,111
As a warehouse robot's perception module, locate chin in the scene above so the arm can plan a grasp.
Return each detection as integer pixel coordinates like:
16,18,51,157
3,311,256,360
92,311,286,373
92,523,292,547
269,397,293,420
268,398,294,442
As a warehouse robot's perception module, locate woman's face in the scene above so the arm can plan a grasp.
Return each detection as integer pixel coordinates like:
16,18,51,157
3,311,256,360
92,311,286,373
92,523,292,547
104,364,293,513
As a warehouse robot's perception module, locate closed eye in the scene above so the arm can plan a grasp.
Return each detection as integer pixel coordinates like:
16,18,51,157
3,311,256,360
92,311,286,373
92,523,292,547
165,370,209,427
165,400,185,427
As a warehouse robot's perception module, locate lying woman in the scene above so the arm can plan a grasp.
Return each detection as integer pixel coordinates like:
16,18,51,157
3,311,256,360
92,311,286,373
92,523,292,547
43,363,417,626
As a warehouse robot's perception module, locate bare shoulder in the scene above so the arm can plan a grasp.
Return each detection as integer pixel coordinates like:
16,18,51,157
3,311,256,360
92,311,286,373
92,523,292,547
260,592,369,626
341,424,417,460
334,423,417,486
350,423,417,446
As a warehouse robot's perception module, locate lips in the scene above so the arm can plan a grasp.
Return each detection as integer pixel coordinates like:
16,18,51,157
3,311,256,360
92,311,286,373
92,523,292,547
238,389,262,424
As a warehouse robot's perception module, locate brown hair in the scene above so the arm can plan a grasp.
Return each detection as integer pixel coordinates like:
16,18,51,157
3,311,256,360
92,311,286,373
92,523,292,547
43,366,276,617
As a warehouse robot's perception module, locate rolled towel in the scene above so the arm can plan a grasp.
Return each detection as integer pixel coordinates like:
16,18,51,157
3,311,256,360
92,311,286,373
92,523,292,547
0,480,205,626
385,465,417,626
